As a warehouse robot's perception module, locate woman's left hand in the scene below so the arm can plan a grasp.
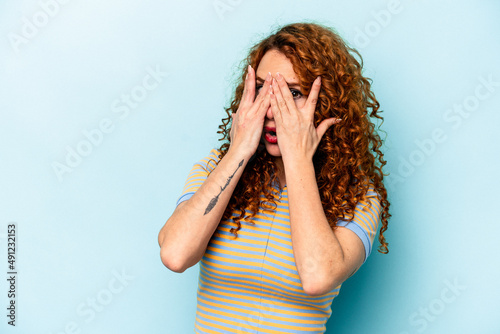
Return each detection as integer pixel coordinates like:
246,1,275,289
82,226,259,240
270,73,341,162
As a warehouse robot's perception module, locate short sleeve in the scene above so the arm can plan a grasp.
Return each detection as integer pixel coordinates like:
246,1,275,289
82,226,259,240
175,149,221,206
336,187,381,263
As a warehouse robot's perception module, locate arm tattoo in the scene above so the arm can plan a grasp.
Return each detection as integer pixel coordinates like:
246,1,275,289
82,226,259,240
204,159,244,215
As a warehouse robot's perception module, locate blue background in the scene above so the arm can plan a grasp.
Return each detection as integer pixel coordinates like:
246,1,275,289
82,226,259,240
1,0,499,333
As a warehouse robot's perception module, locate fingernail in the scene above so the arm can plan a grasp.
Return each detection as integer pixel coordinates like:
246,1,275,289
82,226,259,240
335,118,342,122
276,72,282,81
317,76,321,83
245,73,248,80
266,72,271,82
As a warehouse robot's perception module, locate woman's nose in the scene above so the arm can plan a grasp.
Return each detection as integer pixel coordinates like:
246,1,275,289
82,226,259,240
266,104,273,119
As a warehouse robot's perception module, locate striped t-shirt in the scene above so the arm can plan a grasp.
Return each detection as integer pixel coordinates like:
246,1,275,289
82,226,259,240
177,149,381,333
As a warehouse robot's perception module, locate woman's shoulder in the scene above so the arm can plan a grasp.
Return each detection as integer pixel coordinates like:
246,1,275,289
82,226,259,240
351,177,380,199
195,148,222,173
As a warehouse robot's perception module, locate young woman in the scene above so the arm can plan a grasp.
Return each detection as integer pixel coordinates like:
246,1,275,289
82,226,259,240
158,22,390,333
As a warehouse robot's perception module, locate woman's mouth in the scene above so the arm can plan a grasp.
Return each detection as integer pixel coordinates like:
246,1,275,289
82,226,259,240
264,126,277,144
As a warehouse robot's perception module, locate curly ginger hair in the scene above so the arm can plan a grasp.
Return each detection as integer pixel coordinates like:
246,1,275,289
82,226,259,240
216,22,390,254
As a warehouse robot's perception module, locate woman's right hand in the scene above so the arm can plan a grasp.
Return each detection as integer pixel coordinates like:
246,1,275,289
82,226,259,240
229,65,272,158
158,66,271,273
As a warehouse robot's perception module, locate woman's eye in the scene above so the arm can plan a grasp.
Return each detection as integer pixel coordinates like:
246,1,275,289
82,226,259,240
290,89,303,99
255,84,302,99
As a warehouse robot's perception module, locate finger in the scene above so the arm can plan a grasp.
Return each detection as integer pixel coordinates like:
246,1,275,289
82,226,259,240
230,113,235,129
275,72,296,114
257,84,272,117
269,88,283,124
242,65,255,104
271,77,289,115
316,118,342,140
305,76,321,116
252,72,272,109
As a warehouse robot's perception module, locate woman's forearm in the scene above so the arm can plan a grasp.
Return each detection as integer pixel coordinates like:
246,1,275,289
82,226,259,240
284,158,352,295
159,66,271,273
158,148,249,273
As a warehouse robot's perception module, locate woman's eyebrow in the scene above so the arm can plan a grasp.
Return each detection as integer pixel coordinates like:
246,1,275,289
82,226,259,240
256,75,301,88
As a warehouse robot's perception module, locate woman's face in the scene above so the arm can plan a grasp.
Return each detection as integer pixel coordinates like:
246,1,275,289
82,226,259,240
255,50,307,157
